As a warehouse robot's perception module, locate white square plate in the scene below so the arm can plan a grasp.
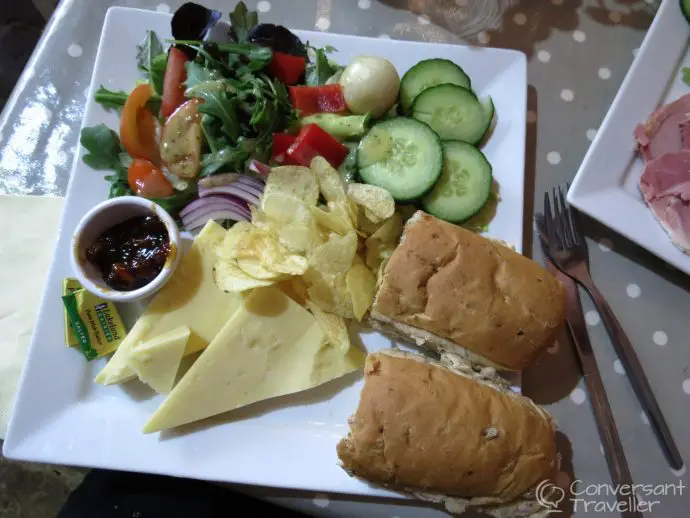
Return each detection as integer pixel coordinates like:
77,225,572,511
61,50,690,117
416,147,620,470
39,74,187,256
3,7,527,497
568,0,690,274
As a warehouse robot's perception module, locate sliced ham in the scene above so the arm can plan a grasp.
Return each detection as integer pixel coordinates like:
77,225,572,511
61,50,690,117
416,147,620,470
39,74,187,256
639,150,690,253
635,93,690,161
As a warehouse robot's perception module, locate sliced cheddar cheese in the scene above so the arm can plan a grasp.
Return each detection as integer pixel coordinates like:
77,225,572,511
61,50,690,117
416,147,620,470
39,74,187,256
95,221,242,385
127,325,190,394
143,286,363,433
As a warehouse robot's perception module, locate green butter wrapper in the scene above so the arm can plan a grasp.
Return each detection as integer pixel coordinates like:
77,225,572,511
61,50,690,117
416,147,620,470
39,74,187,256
61,289,127,361
62,278,82,347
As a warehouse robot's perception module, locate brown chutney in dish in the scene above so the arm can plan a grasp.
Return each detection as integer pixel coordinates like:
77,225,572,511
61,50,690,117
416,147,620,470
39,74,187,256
86,214,171,291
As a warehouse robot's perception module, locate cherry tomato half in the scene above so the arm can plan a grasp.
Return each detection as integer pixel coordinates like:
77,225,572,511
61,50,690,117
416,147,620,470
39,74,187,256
127,158,174,199
120,84,160,164
161,47,189,119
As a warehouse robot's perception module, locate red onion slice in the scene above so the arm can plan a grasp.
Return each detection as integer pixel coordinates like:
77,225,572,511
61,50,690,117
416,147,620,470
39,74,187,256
236,174,266,190
231,180,264,200
182,208,249,232
248,159,271,177
199,184,261,206
198,173,241,189
180,201,252,219
180,195,250,218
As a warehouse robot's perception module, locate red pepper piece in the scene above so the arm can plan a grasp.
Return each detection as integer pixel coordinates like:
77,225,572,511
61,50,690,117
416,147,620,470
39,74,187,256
271,133,300,165
268,52,306,86
286,123,349,168
289,84,347,116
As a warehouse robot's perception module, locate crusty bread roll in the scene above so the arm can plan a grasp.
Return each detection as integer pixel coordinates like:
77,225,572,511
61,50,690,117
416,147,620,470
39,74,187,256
370,211,565,371
337,350,559,517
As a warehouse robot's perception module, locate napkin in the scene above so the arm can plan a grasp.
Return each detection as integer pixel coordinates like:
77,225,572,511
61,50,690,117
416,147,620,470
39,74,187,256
0,195,64,438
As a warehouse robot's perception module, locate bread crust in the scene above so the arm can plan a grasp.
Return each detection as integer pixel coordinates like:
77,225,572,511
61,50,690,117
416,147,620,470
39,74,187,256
336,351,558,506
371,212,566,370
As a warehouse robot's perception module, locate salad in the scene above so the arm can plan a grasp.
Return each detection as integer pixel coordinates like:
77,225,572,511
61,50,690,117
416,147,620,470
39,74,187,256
80,1,498,232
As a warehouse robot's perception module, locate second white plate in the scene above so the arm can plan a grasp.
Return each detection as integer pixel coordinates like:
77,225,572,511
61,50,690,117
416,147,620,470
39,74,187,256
569,0,690,274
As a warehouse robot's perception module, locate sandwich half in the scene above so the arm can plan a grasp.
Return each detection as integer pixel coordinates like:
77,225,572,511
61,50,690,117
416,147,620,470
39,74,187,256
370,211,565,371
337,349,560,517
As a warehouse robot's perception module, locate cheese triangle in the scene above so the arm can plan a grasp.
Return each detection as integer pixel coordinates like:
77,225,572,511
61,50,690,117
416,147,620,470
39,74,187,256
143,286,361,433
95,221,242,385
127,326,190,394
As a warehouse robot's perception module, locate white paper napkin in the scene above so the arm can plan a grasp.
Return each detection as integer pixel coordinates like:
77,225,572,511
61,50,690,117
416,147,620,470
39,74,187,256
0,195,64,439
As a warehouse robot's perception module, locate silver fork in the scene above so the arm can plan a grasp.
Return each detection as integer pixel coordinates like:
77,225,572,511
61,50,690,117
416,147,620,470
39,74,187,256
544,184,683,471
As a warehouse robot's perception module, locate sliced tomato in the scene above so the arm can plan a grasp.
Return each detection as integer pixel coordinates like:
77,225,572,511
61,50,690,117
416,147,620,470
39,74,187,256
268,52,306,85
120,84,159,164
136,108,159,162
161,47,189,119
127,159,174,198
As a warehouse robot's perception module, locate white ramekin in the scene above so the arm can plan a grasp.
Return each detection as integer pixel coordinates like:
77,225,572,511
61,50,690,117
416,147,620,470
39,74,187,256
70,196,181,303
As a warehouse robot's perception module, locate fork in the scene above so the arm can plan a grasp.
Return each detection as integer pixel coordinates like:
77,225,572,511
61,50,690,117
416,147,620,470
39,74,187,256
544,184,683,471
536,215,639,517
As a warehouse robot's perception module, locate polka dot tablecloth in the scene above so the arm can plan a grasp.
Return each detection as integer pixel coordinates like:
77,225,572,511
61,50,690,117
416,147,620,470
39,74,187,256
1,0,688,516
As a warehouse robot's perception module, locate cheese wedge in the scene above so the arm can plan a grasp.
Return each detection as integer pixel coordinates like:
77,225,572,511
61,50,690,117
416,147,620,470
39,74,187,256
127,326,190,394
143,286,363,433
95,221,242,385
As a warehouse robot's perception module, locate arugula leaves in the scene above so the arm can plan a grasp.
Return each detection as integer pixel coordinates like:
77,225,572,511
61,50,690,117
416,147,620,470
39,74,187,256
193,71,295,175
306,45,342,86
200,138,255,177
682,67,690,87
86,1,300,195
219,42,272,62
136,31,167,94
189,80,240,141
229,1,258,43
150,52,168,95
172,40,272,74
80,124,123,170
80,124,132,198
173,36,293,174
93,87,130,111
184,61,222,89
137,30,163,69
94,86,161,113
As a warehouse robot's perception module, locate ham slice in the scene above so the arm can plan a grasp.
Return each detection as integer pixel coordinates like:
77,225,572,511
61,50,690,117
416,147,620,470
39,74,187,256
635,93,690,161
639,151,690,254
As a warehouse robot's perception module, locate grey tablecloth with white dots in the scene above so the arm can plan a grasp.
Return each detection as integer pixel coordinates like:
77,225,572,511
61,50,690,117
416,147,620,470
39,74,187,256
1,0,689,516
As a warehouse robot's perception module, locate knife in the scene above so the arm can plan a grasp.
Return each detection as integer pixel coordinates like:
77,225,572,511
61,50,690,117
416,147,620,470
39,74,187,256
536,218,640,517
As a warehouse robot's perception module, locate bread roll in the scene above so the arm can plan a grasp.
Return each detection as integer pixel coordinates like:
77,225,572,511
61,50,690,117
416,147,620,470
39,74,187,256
370,211,565,370
337,350,559,517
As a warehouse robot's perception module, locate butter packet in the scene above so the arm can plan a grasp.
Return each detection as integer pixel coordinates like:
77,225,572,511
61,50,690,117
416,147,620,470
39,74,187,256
62,288,127,361
63,278,82,347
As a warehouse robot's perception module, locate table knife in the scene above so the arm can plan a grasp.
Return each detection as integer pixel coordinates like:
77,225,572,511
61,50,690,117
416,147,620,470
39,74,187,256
538,235,640,517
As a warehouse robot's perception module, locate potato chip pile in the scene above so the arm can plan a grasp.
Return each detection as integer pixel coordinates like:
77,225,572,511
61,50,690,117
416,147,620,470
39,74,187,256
213,156,403,321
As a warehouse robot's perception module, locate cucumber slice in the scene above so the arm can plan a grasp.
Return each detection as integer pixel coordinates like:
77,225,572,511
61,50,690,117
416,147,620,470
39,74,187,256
479,96,495,141
357,118,443,201
412,84,486,144
339,142,358,184
422,141,492,223
399,58,471,113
